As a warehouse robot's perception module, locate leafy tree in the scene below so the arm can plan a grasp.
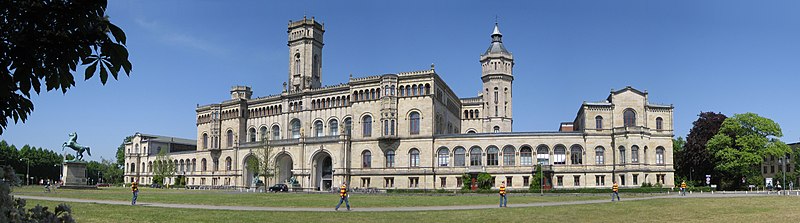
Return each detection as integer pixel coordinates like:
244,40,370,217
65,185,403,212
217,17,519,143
255,139,277,192
529,164,543,192
476,172,493,190
151,149,174,186
2,165,75,222
706,113,792,190
116,136,132,169
460,173,471,191
677,112,726,184
0,0,132,135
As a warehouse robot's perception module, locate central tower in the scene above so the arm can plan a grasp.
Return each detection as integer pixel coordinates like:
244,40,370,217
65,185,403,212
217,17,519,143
287,16,324,91
481,23,514,133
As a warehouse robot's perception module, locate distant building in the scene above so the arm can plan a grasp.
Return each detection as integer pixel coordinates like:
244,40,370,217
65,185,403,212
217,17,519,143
124,17,675,190
761,142,798,185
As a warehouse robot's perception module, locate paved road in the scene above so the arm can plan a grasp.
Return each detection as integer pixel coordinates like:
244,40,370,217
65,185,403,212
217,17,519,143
14,193,778,212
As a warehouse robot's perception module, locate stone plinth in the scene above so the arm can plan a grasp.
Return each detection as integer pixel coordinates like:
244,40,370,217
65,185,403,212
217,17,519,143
61,161,97,189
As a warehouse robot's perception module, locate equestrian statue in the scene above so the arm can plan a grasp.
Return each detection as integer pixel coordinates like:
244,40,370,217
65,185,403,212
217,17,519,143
62,132,91,161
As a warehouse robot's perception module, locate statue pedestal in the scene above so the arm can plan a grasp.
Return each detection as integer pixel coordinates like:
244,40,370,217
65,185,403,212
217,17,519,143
61,161,97,189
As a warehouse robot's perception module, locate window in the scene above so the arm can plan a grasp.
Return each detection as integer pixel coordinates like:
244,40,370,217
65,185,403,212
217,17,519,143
390,120,395,135
520,146,533,166
595,116,603,129
248,128,256,142
771,165,775,173
362,115,372,137
213,159,219,171
454,147,466,166
457,177,463,188
384,177,395,188
409,112,420,135
553,145,566,165
362,150,372,168
470,146,482,166
438,147,450,167
259,126,268,141
385,150,395,168
440,177,447,188
202,134,208,149
314,120,324,137
557,176,563,187
595,175,605,186
633,174,639,185
409,149,420,167
329,119,339,136
503,146,515,166
595,147,605,164
536,145,550,165
656,117,663,130
619,146,626,164
656,174,666,184
291,119,301,139
486,146,499,166
574,176,581,186
631,145,639,163
570,145,583,165
624,109,636,127
384,120,389,136
409,177,419,188
656,147,665,164
506,176,513,187
271,125,280,140
763,166,768,174
226,130,234,148
201,158,207,171
619,174,626,185
361,177,371,188
344,118,352,135
494,126,500,133
225,157,232,171
523,176,530,187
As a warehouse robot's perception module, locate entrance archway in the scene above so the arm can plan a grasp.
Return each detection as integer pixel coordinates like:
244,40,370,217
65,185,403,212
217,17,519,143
276,153,294,184
243,155,259,188
312,152,333,191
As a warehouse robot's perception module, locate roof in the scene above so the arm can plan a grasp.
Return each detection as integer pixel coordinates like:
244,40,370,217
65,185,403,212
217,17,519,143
483,23,510,55
136,133,196,146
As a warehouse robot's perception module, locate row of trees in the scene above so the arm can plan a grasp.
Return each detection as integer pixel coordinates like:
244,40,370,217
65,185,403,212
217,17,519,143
0,140,125,185
674,112,798,190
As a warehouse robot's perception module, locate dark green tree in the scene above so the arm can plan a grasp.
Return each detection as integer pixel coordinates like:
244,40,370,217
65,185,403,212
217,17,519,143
529,164,543,192
2,165,75,222
0,0,132,135
677,112,726,184
706,113,792,190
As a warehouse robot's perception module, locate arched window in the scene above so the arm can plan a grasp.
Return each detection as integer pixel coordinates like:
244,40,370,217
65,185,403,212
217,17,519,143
412,84,418,96
191,159,196,172
503,146,515,166
624,109,636,127
520,146,533,166
438,147,450,167
259,126,268,141
464,110,469,119
362,115,372,137
570,145,583,165
595,116,603,129
291,119,301,139
656,117,663,130
554,145,566,165
536,145,550,165
362,150,372,168
148,161,153,173
467,130,477,134
391,85,395,95
314,120,324,137
385,150,395,168
486,146,499,166
454,147,466,166
493,126,500,133
595,147,605,164
225,157,232,171
329,119,339,136
135,144,139,153
425,84,431,95
294,53,300,75
226,130,234,148
399,86,405,97
656,147,665,164
631,145,640,163
272,125,280,140
201,158,207,171
248,128,256,142
619,146,626,164
409,149,420,167
470,146,482,166
202,134,208,149
409,112,420,135
344,118,352,135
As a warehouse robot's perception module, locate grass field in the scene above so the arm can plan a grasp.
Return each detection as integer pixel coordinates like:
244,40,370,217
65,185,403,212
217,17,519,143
23,196,800,223
11,186,620,208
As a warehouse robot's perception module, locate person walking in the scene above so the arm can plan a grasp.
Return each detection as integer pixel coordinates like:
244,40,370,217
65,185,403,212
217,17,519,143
335,181,350,211
680,180,687,196
611,181,620,201
131,178,139,205
499,181,508,207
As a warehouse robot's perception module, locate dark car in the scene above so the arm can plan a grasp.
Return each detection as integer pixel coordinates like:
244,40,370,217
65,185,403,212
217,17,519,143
268,183,289,192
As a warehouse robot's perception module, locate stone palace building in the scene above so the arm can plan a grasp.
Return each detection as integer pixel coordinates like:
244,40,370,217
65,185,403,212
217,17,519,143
125,17,675,190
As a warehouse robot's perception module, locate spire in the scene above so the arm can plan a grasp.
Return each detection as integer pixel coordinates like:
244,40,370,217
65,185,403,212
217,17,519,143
483,22,509,55
492,22,502,37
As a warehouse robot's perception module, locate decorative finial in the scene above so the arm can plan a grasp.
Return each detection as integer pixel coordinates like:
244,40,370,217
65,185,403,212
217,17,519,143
495,15,499,24
349,73,353,79
431,63,435,71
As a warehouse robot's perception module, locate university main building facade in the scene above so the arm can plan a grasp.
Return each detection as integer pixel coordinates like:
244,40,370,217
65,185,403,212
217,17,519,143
125,17,675,190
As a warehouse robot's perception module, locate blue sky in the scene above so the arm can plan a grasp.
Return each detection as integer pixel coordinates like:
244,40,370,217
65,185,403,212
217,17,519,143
3,0,800,162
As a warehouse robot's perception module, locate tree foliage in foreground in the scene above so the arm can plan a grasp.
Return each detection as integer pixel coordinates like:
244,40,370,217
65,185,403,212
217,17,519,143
706,113,792,190
0,0,132,134
1,165,75,222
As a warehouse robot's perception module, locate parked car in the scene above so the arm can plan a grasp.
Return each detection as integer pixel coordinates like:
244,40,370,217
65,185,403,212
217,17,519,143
268,183,289,192
96,183,111,187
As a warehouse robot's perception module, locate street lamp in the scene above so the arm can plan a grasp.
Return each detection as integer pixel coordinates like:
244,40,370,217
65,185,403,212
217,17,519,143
20,158,30,186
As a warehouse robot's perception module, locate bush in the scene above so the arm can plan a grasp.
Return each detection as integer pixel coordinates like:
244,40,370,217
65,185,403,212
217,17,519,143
2,165,75,222
461,173,471,191
550,187,670,194
476,173,493,190
529,164,543,192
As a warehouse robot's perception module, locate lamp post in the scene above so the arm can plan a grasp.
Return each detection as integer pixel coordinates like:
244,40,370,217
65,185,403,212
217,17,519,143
20,158,30,186
781,155,787,195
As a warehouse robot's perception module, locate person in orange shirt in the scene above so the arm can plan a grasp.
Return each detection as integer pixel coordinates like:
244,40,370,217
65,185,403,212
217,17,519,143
611,181,620,201
499,181,508,207
131,178,139,205
335,181,350,211
680,180,687,196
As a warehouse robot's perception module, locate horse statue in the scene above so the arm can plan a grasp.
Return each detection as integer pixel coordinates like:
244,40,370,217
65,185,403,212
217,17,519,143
62,132,91,161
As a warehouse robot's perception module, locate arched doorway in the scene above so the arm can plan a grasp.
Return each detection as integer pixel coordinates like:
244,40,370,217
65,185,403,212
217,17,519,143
276,153,294,184
243,155,259,188
312,152,333,191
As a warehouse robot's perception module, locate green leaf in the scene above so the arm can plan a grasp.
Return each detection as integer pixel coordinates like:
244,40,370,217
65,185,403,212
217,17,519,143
100,65,108,84
108,23,127,45
85,61,98,80
82,55,98,65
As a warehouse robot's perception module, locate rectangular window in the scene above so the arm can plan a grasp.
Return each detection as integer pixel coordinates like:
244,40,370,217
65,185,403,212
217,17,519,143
384,177,394,188
523,176,530,187
574,175,581,186
506,176,513,187
440,177,447,188
595,175,605,186
633,174,639,185
656,174,665,184
409,177,419,188
771,165,775,173
456,177,463,188
557,176,563,187
361,177,371,187
619,174,625,186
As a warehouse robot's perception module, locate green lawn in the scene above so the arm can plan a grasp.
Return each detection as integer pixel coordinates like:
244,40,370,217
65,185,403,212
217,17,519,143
23,196,800,223
12,186,619,208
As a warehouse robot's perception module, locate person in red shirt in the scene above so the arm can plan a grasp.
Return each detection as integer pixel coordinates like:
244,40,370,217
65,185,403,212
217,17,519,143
499,181,508,207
